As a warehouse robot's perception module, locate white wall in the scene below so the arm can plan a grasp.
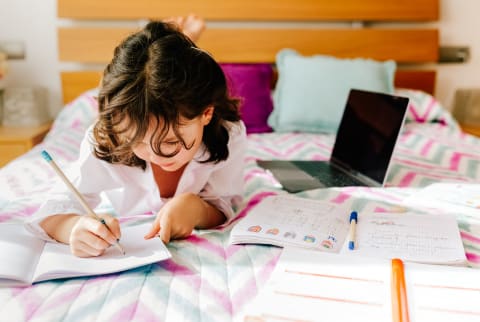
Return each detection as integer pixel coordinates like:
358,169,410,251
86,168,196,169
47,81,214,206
0,0,61,117
0,0,479,117
437,0,480,109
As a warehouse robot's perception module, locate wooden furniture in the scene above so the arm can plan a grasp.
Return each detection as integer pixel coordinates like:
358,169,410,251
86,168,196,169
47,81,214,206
57,0,439,104
459,124,480,137
0,123,51,167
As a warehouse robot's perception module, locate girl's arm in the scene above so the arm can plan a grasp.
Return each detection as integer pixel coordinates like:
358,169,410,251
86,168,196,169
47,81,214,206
144,192,226,243
26,126,124,256
196,196,226,229
144,122,247,243
40,214,81,243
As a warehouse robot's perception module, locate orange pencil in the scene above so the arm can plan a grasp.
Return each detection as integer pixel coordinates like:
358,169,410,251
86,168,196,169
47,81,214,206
391,258,410,322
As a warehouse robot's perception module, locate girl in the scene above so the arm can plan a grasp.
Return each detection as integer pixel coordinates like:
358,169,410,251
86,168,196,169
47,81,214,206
27,18,247,257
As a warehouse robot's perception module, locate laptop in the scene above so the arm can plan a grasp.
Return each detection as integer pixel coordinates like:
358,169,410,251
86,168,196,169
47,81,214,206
257,89,409,192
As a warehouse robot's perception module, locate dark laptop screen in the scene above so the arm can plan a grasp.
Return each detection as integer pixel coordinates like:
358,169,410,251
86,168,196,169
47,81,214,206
330,89,409,183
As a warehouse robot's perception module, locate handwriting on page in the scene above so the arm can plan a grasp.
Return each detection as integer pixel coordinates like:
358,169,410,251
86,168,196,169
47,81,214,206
256,196,345,240
270,197,337,230
362,221,451,256
355,212,465,263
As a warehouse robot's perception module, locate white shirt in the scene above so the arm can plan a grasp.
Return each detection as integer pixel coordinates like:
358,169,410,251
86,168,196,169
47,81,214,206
26,121,247,241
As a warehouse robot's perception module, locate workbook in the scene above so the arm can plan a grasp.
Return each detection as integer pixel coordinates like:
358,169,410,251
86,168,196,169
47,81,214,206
0,222,171,286
238,248,480,322
230,195,467,265
230,195,351,253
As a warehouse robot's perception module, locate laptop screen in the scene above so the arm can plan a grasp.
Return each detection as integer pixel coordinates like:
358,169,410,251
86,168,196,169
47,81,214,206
330,89,409,184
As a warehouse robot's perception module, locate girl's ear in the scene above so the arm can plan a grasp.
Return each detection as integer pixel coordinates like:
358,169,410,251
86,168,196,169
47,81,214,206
201,106,214,125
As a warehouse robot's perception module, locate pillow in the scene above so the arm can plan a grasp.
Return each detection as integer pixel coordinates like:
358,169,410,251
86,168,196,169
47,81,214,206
220,63,273,134
269,49,396,133
395,88,460,129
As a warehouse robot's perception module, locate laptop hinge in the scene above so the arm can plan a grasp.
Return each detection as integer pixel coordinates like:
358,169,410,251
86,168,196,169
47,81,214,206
329,158,381,187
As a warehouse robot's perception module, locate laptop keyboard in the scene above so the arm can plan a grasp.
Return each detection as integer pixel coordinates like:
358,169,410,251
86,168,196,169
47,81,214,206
291,161,365,187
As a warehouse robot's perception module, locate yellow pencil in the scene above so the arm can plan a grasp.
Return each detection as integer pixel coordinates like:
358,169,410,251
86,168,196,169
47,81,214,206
41,150,125,255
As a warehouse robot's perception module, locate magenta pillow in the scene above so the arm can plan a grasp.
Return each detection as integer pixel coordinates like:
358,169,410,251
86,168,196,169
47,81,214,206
220,63,274,134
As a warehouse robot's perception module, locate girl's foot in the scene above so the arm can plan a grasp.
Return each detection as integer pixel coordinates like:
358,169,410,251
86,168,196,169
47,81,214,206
181,14,205,43
165,14,205,43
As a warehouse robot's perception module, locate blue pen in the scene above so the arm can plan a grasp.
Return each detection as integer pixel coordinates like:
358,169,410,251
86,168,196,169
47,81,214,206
348,211,358,250
41,150,125,255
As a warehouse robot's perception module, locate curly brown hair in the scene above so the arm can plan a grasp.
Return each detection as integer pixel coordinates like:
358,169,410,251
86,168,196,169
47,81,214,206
93,21,240,170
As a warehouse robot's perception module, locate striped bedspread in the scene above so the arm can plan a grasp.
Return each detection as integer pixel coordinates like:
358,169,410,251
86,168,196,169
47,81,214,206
0,89,479,321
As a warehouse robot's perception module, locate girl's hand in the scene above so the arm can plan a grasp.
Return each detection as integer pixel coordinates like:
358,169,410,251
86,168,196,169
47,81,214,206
144,192,221,243
69,214,121,257
144,193,201,243
41,213,121,258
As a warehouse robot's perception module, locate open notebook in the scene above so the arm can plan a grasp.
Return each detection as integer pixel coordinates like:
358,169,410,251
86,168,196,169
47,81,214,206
230,195,467,265
0,222,171,286
238,248,480,322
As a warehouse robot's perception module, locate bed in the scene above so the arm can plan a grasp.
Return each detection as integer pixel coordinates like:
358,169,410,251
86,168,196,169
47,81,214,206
2,0,480,321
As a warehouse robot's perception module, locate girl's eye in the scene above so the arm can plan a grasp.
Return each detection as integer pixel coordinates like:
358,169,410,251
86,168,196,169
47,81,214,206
161,141,180,150
160,141,182,155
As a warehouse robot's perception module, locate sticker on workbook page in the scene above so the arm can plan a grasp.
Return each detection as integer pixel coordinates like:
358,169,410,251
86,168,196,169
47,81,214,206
303,235,316,243
266,228,279,235
248,225,262,233
321,235,338,249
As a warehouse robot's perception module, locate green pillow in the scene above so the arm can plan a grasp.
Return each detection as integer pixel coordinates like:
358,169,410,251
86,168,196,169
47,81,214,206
269,49,396,133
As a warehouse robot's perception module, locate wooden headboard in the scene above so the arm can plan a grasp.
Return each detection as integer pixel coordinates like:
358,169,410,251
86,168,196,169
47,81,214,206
57,0,439,104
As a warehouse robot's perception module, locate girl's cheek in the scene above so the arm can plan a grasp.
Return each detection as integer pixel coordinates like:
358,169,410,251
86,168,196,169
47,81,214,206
132,147,147,160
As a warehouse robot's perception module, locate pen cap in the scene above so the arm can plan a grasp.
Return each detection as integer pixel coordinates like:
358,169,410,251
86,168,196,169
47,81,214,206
349,211,358,223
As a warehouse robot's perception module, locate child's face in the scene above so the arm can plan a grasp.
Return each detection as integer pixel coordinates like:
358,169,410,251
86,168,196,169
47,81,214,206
132,107,213,171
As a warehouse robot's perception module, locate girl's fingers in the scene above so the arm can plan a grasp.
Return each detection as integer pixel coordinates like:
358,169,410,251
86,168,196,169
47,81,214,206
158,215,172,244
98,214,122,241
71,239,106,258
144,217,161,239
144,212,172,243
72,217,117,248
82,216,118,245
